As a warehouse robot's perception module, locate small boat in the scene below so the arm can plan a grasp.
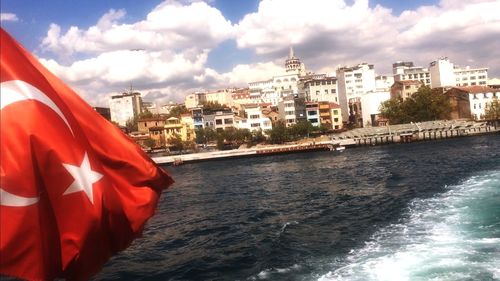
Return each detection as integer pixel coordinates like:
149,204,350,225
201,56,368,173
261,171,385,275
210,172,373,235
335,146,346,152
173,158,183,166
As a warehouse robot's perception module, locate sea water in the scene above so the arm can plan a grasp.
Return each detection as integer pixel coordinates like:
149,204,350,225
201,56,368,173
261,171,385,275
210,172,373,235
94,134,500,281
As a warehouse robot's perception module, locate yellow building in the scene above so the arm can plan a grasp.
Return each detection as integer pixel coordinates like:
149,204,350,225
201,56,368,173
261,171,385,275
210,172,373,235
164,116,195,143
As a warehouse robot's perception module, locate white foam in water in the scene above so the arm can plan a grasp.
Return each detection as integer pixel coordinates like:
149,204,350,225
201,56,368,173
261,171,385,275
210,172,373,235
319,170,500,281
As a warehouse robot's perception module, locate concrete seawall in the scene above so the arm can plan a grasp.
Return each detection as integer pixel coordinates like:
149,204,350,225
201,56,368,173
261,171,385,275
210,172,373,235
152,139,355,166
152,122,498,166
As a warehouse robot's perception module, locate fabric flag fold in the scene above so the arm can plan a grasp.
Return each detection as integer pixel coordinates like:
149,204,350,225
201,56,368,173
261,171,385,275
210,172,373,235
0,28,174,281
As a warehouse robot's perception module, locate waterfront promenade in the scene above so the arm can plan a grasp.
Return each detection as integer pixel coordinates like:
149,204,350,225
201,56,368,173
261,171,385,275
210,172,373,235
152,120,498,166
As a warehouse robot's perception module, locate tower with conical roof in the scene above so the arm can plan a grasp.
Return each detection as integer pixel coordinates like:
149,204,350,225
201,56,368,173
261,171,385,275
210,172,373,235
285,46,305,75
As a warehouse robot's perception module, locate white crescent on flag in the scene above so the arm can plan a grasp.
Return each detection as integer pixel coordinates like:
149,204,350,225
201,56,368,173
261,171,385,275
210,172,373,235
0,80,74,136
0,80,75,206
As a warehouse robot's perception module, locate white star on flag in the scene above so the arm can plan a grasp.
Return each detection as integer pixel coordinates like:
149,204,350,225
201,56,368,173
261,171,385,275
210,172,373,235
63,153,103,204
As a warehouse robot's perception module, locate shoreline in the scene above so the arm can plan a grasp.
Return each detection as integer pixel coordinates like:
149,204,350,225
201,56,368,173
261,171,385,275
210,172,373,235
152,125,499,166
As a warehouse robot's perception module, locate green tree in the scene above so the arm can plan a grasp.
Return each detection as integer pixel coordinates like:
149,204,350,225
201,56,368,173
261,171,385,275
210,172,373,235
194,127,217,144
125,116,138,132
268,121,288,144
380,86,451,124
485,97,500,127
143,138,156,149
167,105,189,118
168,134,184,152
289,120,314,139
201,101,228,111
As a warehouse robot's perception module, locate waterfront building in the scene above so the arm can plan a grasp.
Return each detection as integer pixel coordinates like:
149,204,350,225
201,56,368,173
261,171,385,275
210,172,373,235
213,111,236,132
277,94,306,127
390,80,423,100
237,104,273,133
301,76,339,103
349,90,391,127
308,102,343,130
191,107,204,129
180,114,195,141
305,102,320,127
336,63,376,124
327,103,343,130
445,86,499,120
164,116,194,142
109,91,143,126
138,117,166,133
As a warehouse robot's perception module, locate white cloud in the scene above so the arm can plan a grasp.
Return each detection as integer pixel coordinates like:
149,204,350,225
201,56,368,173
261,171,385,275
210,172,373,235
1,13,19,22
40,2,233,58
35,0,500,107
235,0,500,75
37,0,234,106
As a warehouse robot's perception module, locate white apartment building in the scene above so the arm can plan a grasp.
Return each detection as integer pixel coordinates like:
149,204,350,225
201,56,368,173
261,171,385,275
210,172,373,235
273,73,300,97
302,76,339,103
467,87,499,120
454,66,488,87
375,75,395,90
428,57,489,89
213,111,236,131
429,57,456,88
360,90,391,127
336,63,376,123
109,91,143,126
393,62,431,86
236,105,272,133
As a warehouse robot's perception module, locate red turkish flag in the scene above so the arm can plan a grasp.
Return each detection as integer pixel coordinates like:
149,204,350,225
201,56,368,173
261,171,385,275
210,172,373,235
0,28,174,280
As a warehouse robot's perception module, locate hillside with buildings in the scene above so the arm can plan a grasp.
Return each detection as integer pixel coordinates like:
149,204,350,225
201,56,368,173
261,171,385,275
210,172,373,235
103,49,499,150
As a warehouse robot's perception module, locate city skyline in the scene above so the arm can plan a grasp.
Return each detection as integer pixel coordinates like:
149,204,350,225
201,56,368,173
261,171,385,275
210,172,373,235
1,0,499,106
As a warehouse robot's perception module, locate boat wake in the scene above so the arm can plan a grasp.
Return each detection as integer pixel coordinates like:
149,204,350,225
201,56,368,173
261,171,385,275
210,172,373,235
319,170,500,281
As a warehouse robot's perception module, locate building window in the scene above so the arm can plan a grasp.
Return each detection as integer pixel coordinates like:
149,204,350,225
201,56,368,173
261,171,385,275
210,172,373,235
251,123,260,127
331,89,336,93
334,118,339,122
224,118,233,124
250,114,260,119
333,110,338,115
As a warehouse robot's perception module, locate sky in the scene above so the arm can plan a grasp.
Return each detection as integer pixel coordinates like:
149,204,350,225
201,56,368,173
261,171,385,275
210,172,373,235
1,0,500,106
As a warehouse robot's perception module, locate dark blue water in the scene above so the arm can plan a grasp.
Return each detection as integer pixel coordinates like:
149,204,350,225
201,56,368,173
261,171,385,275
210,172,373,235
94,134,500,281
